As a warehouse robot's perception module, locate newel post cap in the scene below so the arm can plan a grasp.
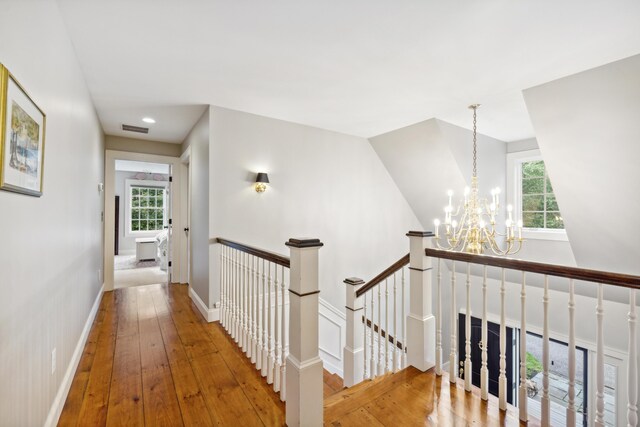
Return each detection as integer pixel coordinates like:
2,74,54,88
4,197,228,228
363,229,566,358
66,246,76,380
406,231,435,238
285,238,324,248
344,277,365,286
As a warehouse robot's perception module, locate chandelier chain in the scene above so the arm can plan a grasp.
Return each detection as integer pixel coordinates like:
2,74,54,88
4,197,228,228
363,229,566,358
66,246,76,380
472,106,477,178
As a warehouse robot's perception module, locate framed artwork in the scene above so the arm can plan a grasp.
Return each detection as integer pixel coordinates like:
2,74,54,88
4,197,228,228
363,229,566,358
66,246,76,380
0,64,46,196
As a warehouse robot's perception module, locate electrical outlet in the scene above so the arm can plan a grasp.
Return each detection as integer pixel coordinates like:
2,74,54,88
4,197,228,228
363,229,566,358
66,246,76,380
51,348,56,375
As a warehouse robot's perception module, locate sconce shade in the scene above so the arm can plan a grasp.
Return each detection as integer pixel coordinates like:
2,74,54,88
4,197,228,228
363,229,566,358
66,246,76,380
256,172,269,184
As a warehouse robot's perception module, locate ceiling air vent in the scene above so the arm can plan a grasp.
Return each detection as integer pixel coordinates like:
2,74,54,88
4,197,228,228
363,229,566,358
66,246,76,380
122,124,149,134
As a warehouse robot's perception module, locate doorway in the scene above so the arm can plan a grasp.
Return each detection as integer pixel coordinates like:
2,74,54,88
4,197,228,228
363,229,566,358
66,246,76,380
104,150,185,291
112,159,171,289
458,313,517,405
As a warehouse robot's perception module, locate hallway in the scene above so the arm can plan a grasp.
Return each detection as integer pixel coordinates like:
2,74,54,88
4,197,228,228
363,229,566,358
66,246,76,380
58,284,286,426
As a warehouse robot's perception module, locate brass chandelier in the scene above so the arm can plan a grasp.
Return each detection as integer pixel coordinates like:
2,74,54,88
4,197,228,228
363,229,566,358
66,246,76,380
433,105,523,255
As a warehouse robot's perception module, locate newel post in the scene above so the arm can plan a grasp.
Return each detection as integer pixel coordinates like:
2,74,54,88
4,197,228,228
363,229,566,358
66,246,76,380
285,238,324,427
406,231,436,371
343,277,365,387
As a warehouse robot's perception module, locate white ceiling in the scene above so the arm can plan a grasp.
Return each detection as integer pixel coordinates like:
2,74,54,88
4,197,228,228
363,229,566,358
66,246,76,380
57,0,640,142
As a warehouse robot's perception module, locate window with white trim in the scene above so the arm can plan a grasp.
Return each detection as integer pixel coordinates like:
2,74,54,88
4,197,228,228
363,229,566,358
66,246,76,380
520,160,564,229
130,186,165,232
123,178,168,236
507,149,566,240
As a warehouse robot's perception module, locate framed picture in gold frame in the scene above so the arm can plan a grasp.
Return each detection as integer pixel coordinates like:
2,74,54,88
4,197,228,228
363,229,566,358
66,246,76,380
0,63,46,197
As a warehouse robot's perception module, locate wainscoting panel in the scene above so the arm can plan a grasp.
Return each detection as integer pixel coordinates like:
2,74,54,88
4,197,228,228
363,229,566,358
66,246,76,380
319,298,346,377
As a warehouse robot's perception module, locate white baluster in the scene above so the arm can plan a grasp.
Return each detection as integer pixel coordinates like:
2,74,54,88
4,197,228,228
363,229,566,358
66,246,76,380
220,246,224,329
240,252,246,350
363,292,369,380
247,255,254,360
256,257,263,371
242,254,250,356
370,291,376,378
628,289,637,427
595,283,604,427
385,279,390,373
280,265,287,401
225,247,230,329
267,262,274,384
436,259,442,376
377,282,384,375
261,259,268,378
499,268,507,411
393,273,398,373
251,257,260,365
567,279,576,426
542,275,550,425
450,260,457,383
233,249,239,342
465,263,472,392
273,264,281,392
519,271,528,423
480,265,488,401
402,267,407,369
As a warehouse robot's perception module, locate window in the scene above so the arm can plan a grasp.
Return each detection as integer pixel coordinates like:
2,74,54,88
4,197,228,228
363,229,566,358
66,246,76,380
507,149,566,240
124,179,168,235
130,186,165,232
520,160,563,229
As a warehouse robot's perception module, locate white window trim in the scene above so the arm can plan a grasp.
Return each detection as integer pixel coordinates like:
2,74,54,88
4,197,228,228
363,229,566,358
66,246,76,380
124,179,169,238
506,149,568,241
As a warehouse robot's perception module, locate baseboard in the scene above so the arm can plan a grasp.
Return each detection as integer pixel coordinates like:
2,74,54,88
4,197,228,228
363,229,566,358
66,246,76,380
188,286,219,322
44,284,104,427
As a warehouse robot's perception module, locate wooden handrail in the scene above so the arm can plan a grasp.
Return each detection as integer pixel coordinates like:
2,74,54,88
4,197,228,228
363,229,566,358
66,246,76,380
216,237,290,268
362,316,405,351
355,253,410,298
425,248,640,289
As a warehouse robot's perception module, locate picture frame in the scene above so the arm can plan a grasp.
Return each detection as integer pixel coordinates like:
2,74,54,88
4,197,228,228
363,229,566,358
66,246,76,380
0,63,46,197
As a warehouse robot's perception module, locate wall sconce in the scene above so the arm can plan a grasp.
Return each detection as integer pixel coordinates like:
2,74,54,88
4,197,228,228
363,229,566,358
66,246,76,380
255,172,269,193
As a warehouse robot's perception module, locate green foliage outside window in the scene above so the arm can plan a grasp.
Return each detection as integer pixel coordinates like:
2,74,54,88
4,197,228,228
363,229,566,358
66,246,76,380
130,186,165,232
521,160,564,229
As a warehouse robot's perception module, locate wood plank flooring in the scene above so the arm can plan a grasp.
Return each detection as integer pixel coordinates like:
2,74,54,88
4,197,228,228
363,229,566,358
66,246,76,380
59,283,284,426
60,283,534,426
324,368,538,427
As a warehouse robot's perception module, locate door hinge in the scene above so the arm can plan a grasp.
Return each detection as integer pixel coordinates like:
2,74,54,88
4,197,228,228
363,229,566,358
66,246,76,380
169,176,173,182
169,218,172,225
168,261,172,267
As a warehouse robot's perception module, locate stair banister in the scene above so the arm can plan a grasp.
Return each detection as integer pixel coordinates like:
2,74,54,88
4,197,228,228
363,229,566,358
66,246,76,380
217,237,324,427
285,238,324,427
406,231,436,372
343,277,365,387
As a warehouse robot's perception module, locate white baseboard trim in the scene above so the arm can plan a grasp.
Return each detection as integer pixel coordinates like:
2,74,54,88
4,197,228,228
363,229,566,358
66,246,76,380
44,284,104,427
188,286,219,322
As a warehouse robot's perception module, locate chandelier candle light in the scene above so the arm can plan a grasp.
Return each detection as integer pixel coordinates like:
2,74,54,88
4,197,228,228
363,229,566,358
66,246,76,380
433,104,523,256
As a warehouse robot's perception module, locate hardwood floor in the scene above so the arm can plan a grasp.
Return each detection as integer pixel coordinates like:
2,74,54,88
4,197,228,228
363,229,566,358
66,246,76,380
60,283,534,426
324,368,537,427
59,283,284,426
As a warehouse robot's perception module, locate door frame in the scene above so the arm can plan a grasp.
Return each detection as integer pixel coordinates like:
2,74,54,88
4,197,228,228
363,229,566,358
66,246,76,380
179,146,191,285
104,150,184,291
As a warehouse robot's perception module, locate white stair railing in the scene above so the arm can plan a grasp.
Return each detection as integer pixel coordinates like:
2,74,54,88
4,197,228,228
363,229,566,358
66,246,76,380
426,246,640,427
218,237,323,427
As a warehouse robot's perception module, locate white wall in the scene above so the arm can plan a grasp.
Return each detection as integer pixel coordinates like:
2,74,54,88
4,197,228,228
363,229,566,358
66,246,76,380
523,54,640,276
208,106,421,311
0,1,104,425
369,118,507,234
181,109,210,305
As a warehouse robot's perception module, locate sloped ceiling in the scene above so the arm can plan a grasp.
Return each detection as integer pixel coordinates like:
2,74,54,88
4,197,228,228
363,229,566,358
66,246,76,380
369,118,506,231
523,55,640,275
